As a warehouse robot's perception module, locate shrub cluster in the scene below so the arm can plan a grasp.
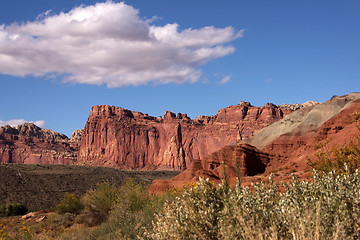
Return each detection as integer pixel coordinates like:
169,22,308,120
51,179,173,239
145,168,360,240
87,179,175,239
55,193,84,214
0,203,28,216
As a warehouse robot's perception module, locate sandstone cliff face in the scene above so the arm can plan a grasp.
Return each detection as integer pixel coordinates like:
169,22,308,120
149,143,271,194
78,103,293,170
0,123,79,165
148,93,360,193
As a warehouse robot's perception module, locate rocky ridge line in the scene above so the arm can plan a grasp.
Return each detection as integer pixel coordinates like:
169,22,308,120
0,123,82,165
78,101,294,170
149,93,360,193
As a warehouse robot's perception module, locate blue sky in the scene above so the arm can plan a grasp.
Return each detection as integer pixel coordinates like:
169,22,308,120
0,0,359,136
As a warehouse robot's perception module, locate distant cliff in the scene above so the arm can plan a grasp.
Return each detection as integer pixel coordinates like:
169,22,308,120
78,102,293,170
0,123,80,164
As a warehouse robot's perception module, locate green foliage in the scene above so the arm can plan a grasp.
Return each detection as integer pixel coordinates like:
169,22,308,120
308,112,360,174
0,204,6,216
55,193,84,214
87,178,170,240
0,203,28,216
82,181,119,223
308,140,360,174
145,169,360,239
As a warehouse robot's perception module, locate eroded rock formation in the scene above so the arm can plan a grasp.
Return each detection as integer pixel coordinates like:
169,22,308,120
78,102,293,170
149,143,270,193
0,123,80,165
149,93,360,193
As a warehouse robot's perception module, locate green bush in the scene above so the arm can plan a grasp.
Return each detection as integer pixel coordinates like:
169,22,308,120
0,203,28,216
55,193,84,214
82,181,119,223
60,178,176,239
0,204,6,216
87,179,165,239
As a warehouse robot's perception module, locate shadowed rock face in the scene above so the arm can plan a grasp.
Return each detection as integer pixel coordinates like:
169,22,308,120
0,123,80,165
148,143,270,194
78,103,292,170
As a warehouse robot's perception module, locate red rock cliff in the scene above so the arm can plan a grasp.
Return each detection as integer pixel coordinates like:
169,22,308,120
78,102,293,170
0,123,79,165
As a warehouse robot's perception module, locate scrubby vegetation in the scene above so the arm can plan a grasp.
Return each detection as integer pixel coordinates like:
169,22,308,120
55,193,84,214
1,168,360,239
0,203,28,217
144,168,360,240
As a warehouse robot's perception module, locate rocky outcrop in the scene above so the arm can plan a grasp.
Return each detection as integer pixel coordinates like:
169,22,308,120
243,93,360,150
0,123,68,141
149,143,270,193
278,101,319,111
70,129,82,142
0,123,79,165
149,93,360,193
262,96,360,178
78,102,293,170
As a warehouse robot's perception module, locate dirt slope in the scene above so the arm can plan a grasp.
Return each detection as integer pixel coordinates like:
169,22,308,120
243,93,360,150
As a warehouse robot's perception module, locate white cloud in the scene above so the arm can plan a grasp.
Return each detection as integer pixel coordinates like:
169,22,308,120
0,119,46,128
219,75,231,84
0,1,243,87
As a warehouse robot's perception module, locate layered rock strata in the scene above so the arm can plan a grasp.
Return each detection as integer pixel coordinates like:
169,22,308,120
149,93,360,193
0,123,80,164
78,102,293,170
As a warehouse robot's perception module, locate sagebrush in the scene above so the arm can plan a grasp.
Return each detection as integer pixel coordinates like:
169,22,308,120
145,168,360,240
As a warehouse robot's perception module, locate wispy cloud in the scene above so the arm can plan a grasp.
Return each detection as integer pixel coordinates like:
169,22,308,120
0,119,46,128
219,75,231,84
0,2,243,87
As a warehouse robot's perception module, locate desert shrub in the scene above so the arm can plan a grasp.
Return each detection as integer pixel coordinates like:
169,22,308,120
145,169,360,240
308,112,360,174
0,203,28,216
144,179,224,240
82,181,119,223
0,204,6,216
278,168,360,239
52,179,175,239
219,177,283,239
308,140,360,174
87,178,169,239
55,193,84,214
